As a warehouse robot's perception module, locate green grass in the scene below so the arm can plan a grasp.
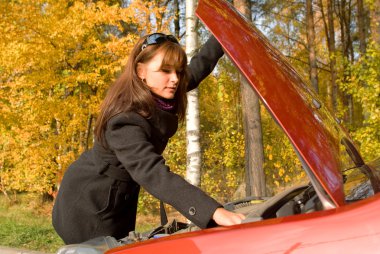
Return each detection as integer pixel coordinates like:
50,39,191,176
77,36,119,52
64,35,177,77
0,193,162,253
0,193,64,253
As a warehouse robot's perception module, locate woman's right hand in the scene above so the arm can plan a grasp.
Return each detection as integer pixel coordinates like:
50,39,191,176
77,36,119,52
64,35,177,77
212,207,246,226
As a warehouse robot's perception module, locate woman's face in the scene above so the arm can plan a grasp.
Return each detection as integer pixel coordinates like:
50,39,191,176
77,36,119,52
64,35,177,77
137,51,180,99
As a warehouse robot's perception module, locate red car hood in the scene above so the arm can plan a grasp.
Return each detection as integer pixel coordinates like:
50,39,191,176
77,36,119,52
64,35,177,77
196,0,347,206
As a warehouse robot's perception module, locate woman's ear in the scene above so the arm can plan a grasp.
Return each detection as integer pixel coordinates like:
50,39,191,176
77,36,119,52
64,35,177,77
137,63,146,80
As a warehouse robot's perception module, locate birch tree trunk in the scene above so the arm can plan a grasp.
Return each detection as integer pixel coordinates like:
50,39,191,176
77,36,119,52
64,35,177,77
306,0,319,93
233,0,266,197
185,0,201,187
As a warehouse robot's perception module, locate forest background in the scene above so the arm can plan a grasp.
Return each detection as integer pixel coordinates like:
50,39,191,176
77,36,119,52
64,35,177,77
0,0,379,250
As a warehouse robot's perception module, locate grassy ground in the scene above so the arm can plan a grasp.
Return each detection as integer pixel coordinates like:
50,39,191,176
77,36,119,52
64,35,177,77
0,193,63,253
0,193,166,253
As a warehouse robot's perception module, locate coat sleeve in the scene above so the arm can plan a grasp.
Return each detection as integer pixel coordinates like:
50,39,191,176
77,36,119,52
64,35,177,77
187,36,224,91
105,113,221,229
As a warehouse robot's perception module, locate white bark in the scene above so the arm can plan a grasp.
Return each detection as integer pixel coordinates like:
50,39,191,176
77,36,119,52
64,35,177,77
185,0,201,187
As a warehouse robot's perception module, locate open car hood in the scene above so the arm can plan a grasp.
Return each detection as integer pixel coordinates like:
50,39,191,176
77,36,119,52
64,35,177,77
196,0,348,206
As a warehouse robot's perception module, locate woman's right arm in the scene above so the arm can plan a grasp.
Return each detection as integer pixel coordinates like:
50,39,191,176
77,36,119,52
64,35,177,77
187,36,224,91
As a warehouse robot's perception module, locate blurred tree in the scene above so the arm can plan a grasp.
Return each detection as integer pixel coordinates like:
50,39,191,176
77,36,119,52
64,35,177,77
0,0,377,215
234,0,266,198
199,59,245,202
306,0,319,93
0,0,138,196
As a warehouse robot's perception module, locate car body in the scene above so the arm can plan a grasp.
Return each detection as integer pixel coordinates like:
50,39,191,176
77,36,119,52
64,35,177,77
57,0,380,253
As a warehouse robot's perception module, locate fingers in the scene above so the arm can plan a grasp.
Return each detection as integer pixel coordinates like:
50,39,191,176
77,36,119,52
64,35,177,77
212,208,246,226
237,212,246,221
230,212,245,225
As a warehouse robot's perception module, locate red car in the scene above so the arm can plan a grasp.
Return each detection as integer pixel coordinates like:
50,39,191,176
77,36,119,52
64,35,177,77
57,0,380,253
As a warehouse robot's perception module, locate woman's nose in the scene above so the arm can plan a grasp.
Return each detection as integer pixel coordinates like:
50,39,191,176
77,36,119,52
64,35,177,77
170,71,178,83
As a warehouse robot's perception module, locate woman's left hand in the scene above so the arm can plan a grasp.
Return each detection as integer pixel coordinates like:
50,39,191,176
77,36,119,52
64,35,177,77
212,207,246,226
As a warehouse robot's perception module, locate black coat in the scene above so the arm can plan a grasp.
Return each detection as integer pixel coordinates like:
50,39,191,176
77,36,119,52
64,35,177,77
52,36,224,244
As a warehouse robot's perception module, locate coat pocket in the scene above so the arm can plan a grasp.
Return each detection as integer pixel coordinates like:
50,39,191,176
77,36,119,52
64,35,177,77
96,182,119,217
95,180,138,220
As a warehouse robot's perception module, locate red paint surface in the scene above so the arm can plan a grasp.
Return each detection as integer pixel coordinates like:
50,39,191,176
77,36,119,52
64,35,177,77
196,0,346,205
108,194,380,253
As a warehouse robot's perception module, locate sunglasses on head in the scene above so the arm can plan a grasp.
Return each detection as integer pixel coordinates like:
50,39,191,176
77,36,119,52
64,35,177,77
141,33,179,50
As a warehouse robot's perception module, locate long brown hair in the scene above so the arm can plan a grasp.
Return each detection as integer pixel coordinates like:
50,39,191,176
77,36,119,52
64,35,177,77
94,34,188,146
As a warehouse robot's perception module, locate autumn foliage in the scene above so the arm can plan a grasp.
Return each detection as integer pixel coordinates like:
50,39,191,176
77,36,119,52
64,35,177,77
0,0,379,215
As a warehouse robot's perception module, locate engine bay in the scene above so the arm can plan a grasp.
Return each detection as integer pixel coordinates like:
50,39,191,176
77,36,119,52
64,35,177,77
122,183,323,242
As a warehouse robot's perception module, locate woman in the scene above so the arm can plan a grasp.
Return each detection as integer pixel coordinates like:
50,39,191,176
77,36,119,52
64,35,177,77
52,33,245,244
